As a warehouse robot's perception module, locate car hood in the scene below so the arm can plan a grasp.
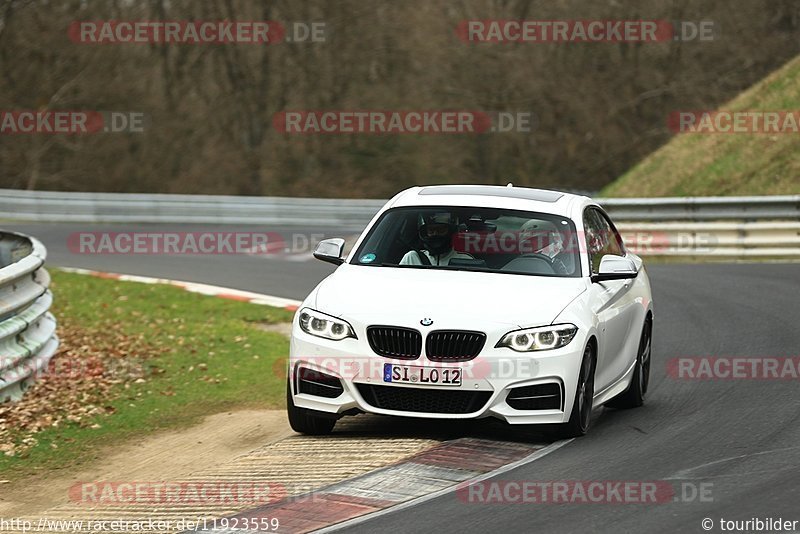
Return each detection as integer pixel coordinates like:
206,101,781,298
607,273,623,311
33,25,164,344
312,263,587,330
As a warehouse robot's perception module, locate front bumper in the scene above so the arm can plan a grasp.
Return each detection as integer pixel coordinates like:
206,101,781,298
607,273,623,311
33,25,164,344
289,325,587,425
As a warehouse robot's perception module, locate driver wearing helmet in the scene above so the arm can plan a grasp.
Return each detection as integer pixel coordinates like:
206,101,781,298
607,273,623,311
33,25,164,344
519,219,570,275
400,214,473,266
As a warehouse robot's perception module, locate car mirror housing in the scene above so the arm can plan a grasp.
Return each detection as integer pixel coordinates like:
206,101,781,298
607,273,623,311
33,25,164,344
313,238,346,265
591,254,638,283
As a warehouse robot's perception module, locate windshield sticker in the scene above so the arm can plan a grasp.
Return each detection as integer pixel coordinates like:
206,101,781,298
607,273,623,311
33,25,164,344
360,253,377,263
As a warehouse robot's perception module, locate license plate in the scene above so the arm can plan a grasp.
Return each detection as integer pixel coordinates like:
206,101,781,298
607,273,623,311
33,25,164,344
383,363,462,387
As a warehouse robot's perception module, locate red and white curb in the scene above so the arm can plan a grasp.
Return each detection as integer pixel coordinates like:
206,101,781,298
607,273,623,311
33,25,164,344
193,437,571,534
57,267,301,311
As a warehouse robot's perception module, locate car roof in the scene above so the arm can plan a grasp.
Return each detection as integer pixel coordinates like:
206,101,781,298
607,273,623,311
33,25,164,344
386,185,592,218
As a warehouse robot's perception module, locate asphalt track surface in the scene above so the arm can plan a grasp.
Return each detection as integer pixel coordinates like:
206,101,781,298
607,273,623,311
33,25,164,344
6,222,800,534
3,223,337,299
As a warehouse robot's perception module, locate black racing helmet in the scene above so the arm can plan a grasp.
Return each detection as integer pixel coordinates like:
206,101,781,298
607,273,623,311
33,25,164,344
418,213,457,255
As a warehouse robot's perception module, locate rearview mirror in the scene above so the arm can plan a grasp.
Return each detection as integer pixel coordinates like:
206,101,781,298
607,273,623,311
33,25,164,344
313,238,346,266
591,254,638,283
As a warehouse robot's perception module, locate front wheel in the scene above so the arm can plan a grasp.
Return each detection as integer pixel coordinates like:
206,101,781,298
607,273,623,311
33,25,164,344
558,343,596,439
286,380,336,435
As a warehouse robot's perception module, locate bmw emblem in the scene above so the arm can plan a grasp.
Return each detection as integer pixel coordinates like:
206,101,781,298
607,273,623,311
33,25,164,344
420,318,433,326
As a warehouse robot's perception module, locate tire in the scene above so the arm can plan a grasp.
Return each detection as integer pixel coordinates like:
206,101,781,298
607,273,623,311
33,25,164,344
606,318,652,409
286,379,336,435
559,343,596,439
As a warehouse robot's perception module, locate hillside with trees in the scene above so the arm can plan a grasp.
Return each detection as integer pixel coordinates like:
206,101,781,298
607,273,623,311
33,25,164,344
0,0,798,197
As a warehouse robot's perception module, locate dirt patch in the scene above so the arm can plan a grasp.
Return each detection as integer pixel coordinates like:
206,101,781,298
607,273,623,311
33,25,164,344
255,322,293,337
0,409,291,518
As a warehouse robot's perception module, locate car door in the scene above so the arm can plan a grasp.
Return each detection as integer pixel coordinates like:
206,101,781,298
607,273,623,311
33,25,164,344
583,207,639,392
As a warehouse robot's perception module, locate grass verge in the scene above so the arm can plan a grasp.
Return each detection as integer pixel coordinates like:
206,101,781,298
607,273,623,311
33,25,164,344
601,55,800,197
0,270,294,481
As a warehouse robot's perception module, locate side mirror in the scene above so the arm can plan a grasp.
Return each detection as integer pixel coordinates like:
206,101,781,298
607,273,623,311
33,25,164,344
591,254,638,283
313,238,346,266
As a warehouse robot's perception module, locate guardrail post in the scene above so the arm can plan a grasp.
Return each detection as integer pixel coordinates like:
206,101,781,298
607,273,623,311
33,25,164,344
0,230,59,403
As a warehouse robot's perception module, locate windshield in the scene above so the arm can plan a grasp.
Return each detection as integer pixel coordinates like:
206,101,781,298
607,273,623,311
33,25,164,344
351,206,582,278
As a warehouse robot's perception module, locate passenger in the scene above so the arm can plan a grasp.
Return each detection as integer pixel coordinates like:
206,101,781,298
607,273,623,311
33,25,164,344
519,219,570,274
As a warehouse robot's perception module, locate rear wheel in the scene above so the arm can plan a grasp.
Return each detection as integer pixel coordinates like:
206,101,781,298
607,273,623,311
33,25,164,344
286,379,336,435
607,318,652,409
559,343,596,438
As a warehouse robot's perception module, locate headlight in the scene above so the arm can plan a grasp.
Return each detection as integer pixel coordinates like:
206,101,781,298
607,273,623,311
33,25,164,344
298,308,356,341
496,324,577,352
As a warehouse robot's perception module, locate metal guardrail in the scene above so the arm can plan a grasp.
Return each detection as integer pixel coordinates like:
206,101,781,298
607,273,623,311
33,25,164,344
0,188,385,230
616,222,800,257
1,188,798,225
0,231,59,402
0,188,798,256
602,195,800,221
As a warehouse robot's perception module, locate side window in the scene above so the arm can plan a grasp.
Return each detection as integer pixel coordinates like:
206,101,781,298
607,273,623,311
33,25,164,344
583,208,623,273
583,209,602,273
596,210,626,257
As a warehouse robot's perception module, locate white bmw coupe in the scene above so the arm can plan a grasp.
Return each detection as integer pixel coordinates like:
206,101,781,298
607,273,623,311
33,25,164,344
288,185,653,438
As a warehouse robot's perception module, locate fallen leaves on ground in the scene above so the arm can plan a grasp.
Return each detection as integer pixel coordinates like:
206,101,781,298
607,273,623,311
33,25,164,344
0,321,166,458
